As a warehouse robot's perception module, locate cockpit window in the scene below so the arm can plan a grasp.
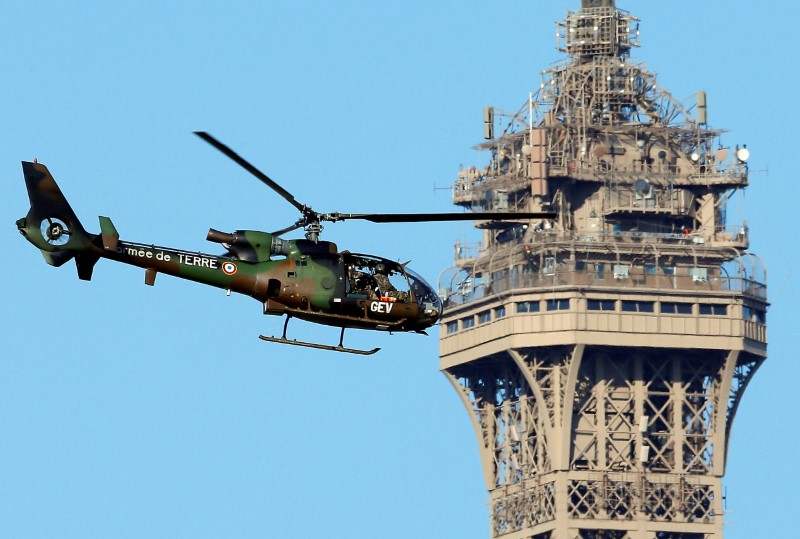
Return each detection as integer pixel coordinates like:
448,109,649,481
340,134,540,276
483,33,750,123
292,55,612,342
343,254,410,302
343,253,443,313
405,267,443,312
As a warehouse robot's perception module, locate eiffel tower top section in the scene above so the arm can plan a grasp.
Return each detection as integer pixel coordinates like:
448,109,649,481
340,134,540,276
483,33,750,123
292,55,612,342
442,1,764,323
560,0,639,59
454,0,750,202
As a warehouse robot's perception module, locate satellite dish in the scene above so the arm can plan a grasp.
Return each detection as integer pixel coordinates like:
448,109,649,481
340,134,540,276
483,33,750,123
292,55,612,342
715,149,728,162
522,144,532,156
658,150,667,160
594,145,607,158
690,152,700,162
736,147,750,162
634,179,651,196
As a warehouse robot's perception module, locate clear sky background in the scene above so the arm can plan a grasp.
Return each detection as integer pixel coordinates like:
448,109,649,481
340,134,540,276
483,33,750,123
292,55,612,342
1,1,797,537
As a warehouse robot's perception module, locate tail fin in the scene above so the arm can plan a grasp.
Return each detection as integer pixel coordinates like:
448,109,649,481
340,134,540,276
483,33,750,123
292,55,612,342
17,161,99,279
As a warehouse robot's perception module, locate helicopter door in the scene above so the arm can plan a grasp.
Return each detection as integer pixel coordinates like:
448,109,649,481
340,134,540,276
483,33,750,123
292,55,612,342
343,255,411,303
345,258,372,299
381,268,411,303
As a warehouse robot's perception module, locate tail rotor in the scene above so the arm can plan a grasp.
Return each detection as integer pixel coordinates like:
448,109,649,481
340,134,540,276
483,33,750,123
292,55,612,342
41,217,73,246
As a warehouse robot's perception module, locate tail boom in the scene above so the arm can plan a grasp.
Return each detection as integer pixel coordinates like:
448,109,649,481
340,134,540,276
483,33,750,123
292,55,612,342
17,161,267,295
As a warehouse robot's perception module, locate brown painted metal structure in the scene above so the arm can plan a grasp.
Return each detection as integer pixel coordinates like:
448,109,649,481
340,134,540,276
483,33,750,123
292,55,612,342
438,2,766,538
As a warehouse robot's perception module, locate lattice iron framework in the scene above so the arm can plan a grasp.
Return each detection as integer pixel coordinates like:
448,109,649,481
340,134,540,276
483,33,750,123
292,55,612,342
439,1,766,538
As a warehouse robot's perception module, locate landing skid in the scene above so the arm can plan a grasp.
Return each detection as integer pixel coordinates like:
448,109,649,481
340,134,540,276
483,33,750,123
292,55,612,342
258,334,380,355
259,316,381,356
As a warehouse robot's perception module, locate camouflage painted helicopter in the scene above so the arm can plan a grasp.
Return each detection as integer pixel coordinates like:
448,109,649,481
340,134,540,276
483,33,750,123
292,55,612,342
17,132,555,354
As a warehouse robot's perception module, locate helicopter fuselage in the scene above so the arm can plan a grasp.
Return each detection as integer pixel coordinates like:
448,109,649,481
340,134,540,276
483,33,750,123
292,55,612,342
99,235,441,333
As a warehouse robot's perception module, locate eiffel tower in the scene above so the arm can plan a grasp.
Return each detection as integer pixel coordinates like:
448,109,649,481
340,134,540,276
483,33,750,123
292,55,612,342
438,2,767,537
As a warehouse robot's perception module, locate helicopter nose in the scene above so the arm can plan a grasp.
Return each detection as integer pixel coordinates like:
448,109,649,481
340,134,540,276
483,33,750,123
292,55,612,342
420,303,441,327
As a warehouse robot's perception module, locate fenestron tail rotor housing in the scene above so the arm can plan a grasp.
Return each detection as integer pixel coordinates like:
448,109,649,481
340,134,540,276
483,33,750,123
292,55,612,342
41,217,73,246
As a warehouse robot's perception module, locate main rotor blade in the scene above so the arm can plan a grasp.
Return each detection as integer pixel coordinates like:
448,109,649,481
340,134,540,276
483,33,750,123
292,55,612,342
194,131,308,214
327,211,557,223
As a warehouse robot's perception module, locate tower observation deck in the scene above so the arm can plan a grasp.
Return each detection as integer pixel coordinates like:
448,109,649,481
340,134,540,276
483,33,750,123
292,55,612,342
438,1,767,538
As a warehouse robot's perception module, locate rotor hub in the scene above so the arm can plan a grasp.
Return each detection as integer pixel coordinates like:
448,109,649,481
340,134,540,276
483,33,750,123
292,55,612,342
47,222,65,241
304,222,324,242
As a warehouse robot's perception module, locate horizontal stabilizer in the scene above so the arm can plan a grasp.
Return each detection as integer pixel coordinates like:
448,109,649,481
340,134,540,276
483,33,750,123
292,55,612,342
99,216,119,251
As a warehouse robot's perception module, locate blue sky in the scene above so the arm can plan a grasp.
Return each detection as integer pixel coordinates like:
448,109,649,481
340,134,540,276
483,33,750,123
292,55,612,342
2,1,797,537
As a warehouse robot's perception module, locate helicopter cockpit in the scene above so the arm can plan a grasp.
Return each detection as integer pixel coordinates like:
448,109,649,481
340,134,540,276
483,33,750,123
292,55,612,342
344,254,411,300
343,253,442,315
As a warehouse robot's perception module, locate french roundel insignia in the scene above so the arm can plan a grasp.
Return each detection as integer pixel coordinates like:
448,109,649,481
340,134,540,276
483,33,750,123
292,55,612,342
222,262,237,275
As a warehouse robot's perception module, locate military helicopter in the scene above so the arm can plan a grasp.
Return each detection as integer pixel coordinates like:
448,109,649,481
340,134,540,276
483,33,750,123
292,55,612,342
17,132,555,354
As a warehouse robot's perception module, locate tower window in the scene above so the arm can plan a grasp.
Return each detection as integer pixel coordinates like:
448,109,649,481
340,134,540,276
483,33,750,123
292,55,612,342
743,306,766,324
699,304,727,316
547,298,570,311
517,301,541,313
595,263,605,280
621,300,654,313
588,299,616,311
661,302,692,315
